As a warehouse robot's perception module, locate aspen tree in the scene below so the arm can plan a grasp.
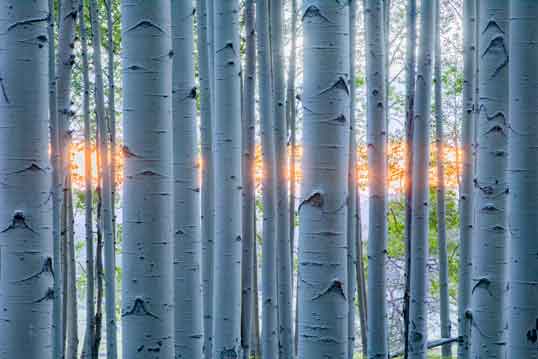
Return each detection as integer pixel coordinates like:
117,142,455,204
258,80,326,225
0,1,53,357
408,0,435,357
299,1,350,358
507,2,538,357
121,2,174,357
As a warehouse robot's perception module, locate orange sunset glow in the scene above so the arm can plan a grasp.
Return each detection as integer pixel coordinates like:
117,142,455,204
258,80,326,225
69,141,461,194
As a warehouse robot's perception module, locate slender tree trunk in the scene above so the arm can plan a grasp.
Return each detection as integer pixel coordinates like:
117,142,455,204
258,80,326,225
212,0,243,357
257,1,279,357
364,1,388,358
203,1,216,357
172,2,203,358
251,242,261,359
403,1,416,356
0,1,53,357
298,2,350,358
89,1,117,357
355,190,368,359
348,1,358,358
287,0,297,285
270,1,294,358
434,1,451,357
506,2,538,357
407,0,435,357
457,2,475,358
56,2,79,354
121,2,174,358
241,1,256,358
94,179,104,359
66,171,78,359
80,2,95,357
48,0,64,357
470,1,508,358
105,0,116,259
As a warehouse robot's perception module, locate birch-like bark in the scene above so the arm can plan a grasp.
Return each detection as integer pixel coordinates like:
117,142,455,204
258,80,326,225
251,243,261,359
48,0,64,356
80,2,95,357
347,1,358,357
470,1,508,358
196,0,215,357
298,2,350,358
89,1,117,356
257,1,279,357
212,0,243,357
271,1,294,358
408,0,435,357
172,2,203,358
434,1,451,357
355,190,368,358
403,1,416,356
66,171,78,359
121,2,174,358
364,1,388,358
241,1,256,358
0,1,53,357
506,2,538,357
458,2,475,358
105,0,116,258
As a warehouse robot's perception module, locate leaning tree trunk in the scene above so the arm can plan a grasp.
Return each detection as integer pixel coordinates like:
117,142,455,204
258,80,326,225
80,1,95,357
257,0,279,358
212,0,243,357
507,2,538,357
172,1,203,358
355,189,368,359
298,2,350,359
89,1,117,357
271,1,294,358
348,1,358,358
121,2,174,358
403,1,416,356
470,1,508,358
434,1,451,357
0,1,53,357
408,0,435,357
364,1,388,358
458,2,475,358
196,0,215,357
172,0,205,355
241,1,256,358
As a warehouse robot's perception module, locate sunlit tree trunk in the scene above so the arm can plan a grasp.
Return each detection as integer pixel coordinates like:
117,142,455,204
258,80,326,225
348,1,358,358
408,0,435,357
403,1,416,357
257,1,279,357
172,1,203,358
0,1,53,357
80,2,95,356
241,1,256,358
470,1,508,358
298,2,350,358
434,1,451,357
196,0,215,357
364,1,388,358
507,2,538,357
458,2,475,358
89,1,117,356
121,2,174,358
271,1,294,358
48,0,64,356
212,0,243,357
